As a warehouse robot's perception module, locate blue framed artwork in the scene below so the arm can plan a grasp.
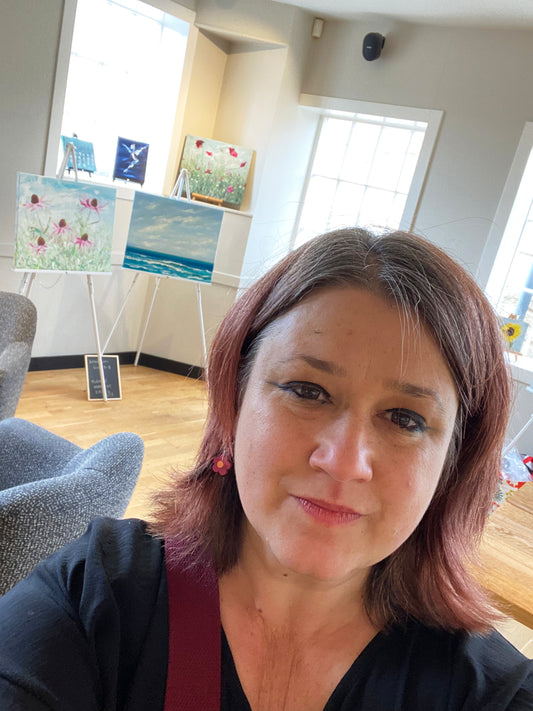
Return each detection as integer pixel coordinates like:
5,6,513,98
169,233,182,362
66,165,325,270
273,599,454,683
61,136,97,176
113,137,149,186
123,192,223,284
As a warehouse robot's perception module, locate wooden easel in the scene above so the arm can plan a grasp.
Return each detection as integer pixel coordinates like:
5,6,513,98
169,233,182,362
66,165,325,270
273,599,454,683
18,143,110,401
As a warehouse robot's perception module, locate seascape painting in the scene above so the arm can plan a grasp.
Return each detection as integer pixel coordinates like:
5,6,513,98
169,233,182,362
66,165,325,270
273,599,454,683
178,135,253,208
123,192,223,283
14,173,116,273
113,137,149,186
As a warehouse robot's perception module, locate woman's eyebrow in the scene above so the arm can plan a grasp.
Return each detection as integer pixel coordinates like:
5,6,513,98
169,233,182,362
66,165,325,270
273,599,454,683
385,379,445,411
282,354,347,377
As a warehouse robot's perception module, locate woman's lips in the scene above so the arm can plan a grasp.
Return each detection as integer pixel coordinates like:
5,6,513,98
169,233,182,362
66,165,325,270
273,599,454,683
294,496,362,526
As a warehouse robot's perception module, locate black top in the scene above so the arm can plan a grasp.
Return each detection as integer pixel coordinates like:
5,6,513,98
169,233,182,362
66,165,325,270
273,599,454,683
0,518,531,710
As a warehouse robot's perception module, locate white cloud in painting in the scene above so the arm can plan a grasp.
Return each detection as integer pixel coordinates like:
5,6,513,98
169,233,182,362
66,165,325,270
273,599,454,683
126,192,223,265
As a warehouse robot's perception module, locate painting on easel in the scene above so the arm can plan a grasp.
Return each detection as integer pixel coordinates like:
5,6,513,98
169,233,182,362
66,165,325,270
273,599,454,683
123,192,223,283
500,315,529,354
178,135,253,208
113,137,149,186
14,173,116,273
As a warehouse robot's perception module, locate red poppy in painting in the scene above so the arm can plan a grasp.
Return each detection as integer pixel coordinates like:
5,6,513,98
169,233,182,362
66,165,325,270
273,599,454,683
229,147,238,157
240,161,247,168
227,186,234,193
206,151,213,156
196,139,204,148
205,169,211,173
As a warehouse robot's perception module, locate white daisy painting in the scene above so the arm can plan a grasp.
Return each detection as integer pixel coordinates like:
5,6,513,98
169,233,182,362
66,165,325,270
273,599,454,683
123,192,224,283
14,173,116,273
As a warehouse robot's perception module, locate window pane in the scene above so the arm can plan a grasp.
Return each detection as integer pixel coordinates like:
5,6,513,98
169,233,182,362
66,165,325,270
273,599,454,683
329,181,365,227
397,131,424,194
311,118,351,178
340,123,380,184
294,175,337,247
59,0,189,193
294,107,429,248
368,126,411,191
358,187,395,229
498,217,533,358
387,192,407,230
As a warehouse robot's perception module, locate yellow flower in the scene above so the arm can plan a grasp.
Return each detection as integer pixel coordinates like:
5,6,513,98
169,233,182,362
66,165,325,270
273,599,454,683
501,322,522,344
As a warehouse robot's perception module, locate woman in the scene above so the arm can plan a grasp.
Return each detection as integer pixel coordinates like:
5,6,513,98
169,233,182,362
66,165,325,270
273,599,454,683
0,228,531,710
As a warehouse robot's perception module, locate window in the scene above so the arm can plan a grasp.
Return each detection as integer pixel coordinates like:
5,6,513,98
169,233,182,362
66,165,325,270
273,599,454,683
293,96,442,249
50,0,191,194
485,122,533,362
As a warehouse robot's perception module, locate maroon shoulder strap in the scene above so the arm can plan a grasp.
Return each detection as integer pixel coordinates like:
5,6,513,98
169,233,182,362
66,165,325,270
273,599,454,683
164,538,221,711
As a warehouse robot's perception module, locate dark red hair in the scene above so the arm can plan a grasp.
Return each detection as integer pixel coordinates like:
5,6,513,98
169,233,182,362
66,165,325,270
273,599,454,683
151,228,511,632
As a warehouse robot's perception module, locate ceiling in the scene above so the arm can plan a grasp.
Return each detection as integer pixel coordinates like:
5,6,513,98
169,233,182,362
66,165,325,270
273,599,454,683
272,0,533,29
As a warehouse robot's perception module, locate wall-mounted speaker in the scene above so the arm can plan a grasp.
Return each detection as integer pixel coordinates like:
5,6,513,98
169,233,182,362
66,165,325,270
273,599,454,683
363,33,385,61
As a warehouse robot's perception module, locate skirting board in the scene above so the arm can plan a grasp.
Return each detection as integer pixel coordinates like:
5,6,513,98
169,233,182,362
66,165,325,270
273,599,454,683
29,352,204,380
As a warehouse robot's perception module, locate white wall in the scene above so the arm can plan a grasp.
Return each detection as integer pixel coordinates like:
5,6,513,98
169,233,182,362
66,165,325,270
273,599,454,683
194,0,299,45
0,0,64,299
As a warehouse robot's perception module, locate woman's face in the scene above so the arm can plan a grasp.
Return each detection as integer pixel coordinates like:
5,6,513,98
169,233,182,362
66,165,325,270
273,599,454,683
233,287,458,585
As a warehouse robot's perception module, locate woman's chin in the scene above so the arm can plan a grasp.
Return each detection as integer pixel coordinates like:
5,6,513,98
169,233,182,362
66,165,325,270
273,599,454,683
266,544,370,587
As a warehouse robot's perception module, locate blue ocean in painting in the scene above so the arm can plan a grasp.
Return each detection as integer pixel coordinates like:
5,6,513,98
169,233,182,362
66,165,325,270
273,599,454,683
123,245,214,283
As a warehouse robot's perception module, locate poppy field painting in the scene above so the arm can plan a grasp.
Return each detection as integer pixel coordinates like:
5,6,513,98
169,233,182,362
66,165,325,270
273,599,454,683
14,173,116,274
178,135,253,208
123,191,223,284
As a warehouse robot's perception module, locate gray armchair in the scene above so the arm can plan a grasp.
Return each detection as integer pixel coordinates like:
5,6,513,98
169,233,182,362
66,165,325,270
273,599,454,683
0,417,144,596
0,291,37,421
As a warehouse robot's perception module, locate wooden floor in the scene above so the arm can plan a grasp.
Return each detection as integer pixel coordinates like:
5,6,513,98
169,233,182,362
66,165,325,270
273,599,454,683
15,365,208,520
15,365,533,656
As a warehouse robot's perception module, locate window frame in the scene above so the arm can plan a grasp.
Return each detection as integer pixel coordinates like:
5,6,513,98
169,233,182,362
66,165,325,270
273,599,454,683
44,0,196,193
481,122,533,305
291,94,443,249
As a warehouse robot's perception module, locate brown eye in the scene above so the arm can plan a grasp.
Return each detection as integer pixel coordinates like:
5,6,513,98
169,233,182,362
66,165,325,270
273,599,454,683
279,381,331,404
386,409,427,433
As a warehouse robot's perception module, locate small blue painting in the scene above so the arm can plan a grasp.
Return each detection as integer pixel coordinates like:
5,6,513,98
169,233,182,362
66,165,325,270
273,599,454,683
61,136,97,176
123,192,223,284
113,137,149,186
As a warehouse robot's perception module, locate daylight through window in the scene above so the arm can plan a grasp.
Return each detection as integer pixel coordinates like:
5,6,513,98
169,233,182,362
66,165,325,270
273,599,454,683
58,0,189,194
294,112,428,248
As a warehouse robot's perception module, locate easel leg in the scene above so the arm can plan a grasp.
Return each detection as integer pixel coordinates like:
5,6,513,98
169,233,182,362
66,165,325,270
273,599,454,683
196,283,208,368
102,272,140,353
87,275,108,402
134,276,161,366
19,272,36,298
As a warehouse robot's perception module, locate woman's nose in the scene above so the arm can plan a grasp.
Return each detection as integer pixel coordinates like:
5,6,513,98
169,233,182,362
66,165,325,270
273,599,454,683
308,416,374,482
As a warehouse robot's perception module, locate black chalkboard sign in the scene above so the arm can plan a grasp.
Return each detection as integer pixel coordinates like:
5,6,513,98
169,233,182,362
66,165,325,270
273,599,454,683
84,355,122,401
